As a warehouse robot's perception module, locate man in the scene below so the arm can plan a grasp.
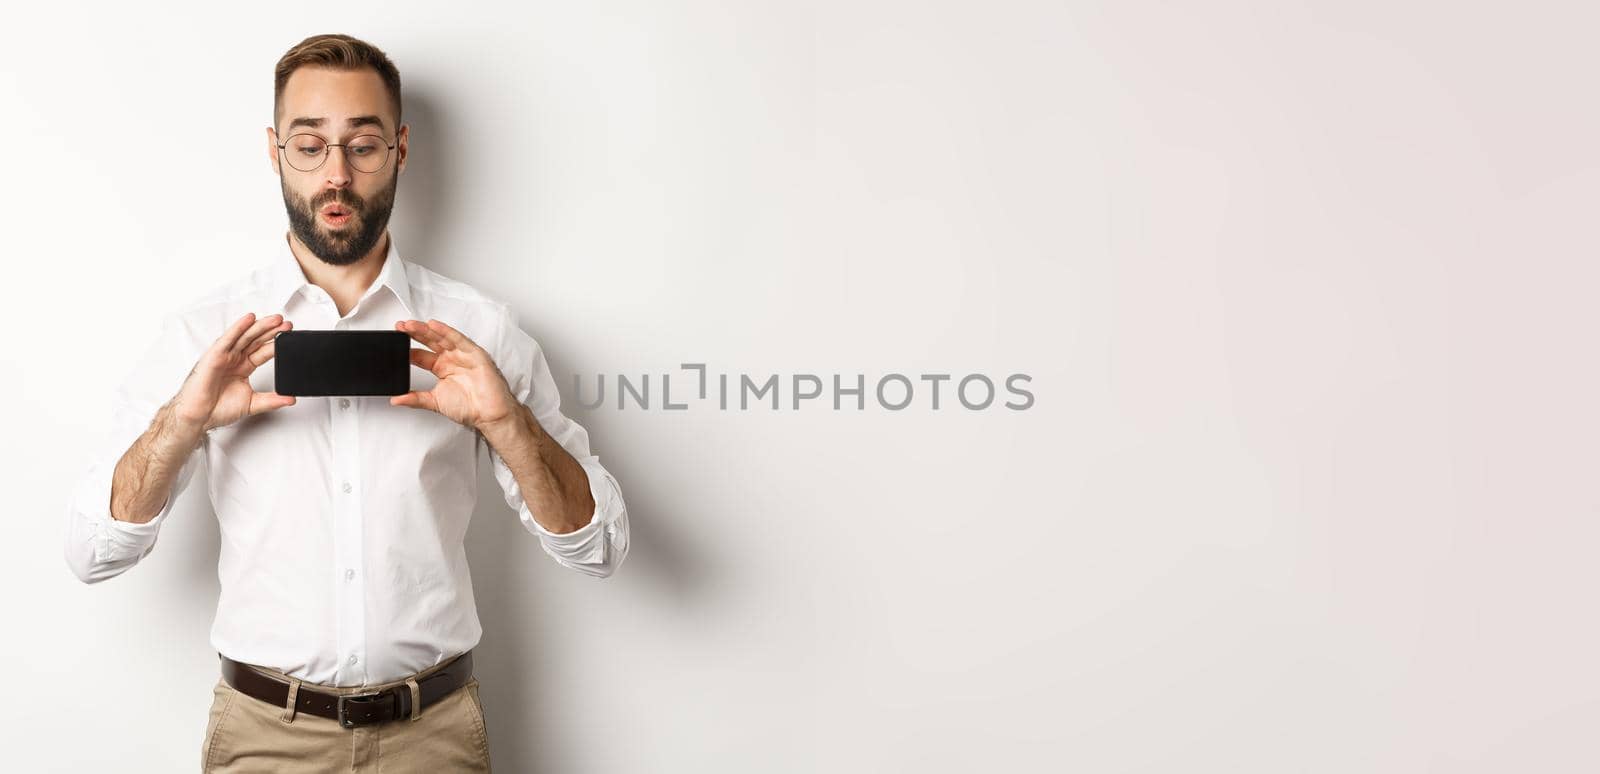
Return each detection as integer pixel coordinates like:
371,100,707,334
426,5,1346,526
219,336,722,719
62,33,630,772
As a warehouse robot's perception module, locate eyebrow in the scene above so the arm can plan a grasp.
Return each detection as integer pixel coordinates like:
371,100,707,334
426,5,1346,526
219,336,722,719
285,115,388,133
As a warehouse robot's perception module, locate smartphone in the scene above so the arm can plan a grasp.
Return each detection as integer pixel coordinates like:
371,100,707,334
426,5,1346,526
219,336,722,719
273,330,412,396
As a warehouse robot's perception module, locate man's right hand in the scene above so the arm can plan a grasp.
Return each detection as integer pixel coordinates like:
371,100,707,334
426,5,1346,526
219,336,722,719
170,312,297,435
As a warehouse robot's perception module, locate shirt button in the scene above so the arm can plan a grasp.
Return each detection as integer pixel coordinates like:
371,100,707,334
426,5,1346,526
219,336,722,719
339,398,351,410
348,655,358,665
345,569,355,581
342,481,353,494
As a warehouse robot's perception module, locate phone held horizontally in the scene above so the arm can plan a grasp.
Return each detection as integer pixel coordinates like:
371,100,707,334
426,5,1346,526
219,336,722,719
273,330,411,397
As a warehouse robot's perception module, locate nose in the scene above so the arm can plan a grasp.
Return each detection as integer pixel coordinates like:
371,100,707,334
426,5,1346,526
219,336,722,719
321,145,353,188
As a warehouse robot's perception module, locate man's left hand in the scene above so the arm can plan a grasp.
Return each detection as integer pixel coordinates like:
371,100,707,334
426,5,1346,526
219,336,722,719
391,319,520,433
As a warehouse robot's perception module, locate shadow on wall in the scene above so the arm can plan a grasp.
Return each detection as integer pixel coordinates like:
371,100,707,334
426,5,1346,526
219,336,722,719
388,86,715,771
140,84,713,773
389,85,460,277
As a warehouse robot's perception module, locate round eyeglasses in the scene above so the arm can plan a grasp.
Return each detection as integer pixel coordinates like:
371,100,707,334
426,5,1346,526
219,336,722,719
276,132,396,173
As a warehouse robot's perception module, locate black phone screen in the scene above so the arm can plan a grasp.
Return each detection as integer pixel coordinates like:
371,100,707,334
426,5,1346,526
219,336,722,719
273,330,412,397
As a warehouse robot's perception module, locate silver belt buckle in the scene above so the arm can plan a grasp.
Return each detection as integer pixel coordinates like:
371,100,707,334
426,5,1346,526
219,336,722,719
337,690,387,728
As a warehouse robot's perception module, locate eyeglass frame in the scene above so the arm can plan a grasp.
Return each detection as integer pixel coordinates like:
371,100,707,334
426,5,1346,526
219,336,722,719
274,130,398,174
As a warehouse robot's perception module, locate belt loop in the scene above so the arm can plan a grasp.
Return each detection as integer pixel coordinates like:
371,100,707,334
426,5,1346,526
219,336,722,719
280,677,302,723
406,677,422,721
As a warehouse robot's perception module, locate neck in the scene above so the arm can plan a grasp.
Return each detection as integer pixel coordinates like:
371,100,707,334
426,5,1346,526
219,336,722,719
286,229,390,317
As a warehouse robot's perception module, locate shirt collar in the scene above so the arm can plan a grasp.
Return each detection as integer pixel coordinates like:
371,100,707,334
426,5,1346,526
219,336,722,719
268,232,416,319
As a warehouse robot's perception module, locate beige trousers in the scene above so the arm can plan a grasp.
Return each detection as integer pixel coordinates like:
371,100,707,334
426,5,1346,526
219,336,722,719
200,656,492,773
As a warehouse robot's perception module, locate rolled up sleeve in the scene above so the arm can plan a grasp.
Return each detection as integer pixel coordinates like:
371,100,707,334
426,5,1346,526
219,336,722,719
481,303,630,578
63,313,206,584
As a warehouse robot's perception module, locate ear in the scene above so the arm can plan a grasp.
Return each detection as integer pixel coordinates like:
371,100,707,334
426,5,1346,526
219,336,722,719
395,123,409,175
266,126,281,175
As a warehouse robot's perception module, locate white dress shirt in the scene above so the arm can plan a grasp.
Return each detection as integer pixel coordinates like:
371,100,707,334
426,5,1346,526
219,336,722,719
63,234,629,687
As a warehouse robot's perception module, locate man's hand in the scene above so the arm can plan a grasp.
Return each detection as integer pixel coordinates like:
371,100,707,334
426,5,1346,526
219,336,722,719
171,312,297,435
391,319,520,433
394,318,596,533
109,312,294,524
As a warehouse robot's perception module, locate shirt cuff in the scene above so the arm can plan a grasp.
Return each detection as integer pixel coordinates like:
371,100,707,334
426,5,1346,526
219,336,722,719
527,455,614,544
489,447,623,569
80,452,190,563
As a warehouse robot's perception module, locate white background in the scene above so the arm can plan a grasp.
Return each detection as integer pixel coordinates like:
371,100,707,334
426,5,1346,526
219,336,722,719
4,1,1596,771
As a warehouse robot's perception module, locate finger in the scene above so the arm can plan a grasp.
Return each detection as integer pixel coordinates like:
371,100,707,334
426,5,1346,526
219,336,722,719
233,313,285,356
244,320,292,356
426,319,476,353
389,390,439,413
426,319,496,369
214,312,259,354
409,347,439,373
248,390,296,415
395,320,442,351
233,313,284,354
248,337,277,367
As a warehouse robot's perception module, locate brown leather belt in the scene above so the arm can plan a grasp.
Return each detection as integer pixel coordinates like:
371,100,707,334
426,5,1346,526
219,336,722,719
218,650,473,729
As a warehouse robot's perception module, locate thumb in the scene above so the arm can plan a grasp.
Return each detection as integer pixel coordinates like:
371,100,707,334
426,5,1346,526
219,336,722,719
250,391,297,416
391,391,438,412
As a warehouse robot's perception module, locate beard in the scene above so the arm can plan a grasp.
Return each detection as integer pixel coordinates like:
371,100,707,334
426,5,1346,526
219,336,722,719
281,171,397,267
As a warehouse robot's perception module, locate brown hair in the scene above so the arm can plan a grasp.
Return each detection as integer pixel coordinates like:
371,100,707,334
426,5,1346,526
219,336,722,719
274,33,402,130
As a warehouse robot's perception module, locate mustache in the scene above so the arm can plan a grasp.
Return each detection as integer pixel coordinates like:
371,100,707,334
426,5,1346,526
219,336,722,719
309,190,363,213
